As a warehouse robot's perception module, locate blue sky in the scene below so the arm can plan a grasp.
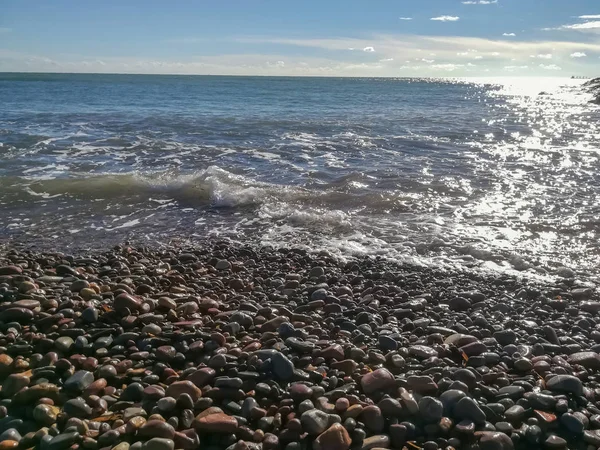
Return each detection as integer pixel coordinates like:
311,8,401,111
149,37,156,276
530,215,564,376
1,0,600,76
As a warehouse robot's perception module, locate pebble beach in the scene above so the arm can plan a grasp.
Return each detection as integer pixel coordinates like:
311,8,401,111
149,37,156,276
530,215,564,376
0,241,598,450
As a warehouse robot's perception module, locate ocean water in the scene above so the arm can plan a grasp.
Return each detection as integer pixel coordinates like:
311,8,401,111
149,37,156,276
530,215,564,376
0,73,598,283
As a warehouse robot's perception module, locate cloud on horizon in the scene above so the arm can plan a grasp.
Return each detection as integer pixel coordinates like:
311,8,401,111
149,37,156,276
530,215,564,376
3,25,600,77
430,16,460,22
462,0,498,4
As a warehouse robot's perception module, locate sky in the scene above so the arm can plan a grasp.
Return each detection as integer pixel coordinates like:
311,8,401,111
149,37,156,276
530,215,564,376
2,0,600,77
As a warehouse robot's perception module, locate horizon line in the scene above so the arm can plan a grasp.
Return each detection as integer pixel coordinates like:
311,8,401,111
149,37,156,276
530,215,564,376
0,70,588,79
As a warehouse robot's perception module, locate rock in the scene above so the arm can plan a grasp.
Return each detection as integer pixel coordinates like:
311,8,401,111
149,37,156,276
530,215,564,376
408,345,438,359
493,330,516,346
1,373,29,397
360,406,384,433
142,439,175,450
419,397,443,423
321,344,344,360
583,430,600,446
478,432,514,450
314,423,351,450
165,381,202,402
33,404,59,425
0,266,21,275
546,375,583,396
138,420,176,439
504,405,525,423
55,336,74,353
453,397,486,425
568,352,600,369
271,352,294,380
543,435,567,449
560,413,585,434
301,409,330,435
47,432,80,450
64,371,94,393
359,435,390,450
360,368,395,394
194,412,238,433
64,398,93,417
440,389,466,414
449,297,471,311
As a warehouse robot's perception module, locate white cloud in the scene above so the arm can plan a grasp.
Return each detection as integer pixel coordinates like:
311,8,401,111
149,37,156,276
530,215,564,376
462,0,498,4
418,58,435,63
570,52,587,58
579,15,600,19
530,53,553,59
503,33,516,37
363,46,375,52
547,20,600,32
431,16,460,22
504,65,529,70
539,64,562,70
380,58,394,62
431,63,464,71
399,17,413,20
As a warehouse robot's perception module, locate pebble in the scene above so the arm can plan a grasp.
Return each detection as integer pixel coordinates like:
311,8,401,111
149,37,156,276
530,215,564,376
0,244,597,450
141,439,175,450
301,409,330,435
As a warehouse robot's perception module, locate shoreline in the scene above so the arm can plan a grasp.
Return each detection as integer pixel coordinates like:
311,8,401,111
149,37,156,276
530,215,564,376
0,241,598,449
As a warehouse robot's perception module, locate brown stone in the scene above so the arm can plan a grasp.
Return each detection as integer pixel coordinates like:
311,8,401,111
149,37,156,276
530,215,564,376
165,381,202,402
0,441,19,450
314,423,352,450
320,344,345,360
360,368,395,394
187,367,216,387
194,412,238,433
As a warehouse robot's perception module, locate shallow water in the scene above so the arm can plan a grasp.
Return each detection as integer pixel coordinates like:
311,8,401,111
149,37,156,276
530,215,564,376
0,73,598,282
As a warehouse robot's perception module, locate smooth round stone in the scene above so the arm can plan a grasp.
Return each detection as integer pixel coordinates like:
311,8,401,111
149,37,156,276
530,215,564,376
112,443,130,450
560,413,585,434
142,439,174,450
360,368,395,394
0,430,20,443
64,371,94,392
514,358,533,372
55,337,74,353
33,404,59,425
479,431,514,450
1,373,30,397
0,441,19,450
64,398,93,418
453,397,486,425
493,330,517,346
546,375,583,396
361,405,384,433
418,397,443,423
544,435,567,449
81,306,98,323
143,324,162,335
215,260,231,270
138,421,175,439
157,397,177,414
301,409,329,435
440,390,467,415
47,432,80,450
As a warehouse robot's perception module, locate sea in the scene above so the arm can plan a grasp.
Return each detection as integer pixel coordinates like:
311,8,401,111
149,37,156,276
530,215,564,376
0,73,598,284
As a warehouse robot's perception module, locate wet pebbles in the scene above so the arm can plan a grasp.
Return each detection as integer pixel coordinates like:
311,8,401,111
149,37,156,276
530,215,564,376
0,242,598,449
